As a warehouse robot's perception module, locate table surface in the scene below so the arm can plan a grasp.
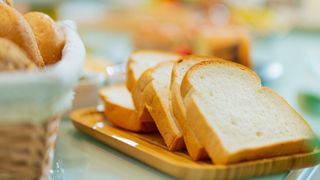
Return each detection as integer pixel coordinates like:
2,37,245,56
51,32,320,180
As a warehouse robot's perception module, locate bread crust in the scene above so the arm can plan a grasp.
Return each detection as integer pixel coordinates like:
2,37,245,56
181,60,260,98
181,60,316,164
126,57,136,92
25,12,65,65
132,67,154,110
134,61,184,150
145,82,185,150
171,55,214,160
0,3,44,67
99,84,157,132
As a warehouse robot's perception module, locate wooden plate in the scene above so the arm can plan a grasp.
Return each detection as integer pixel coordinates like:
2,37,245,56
70,107,320,179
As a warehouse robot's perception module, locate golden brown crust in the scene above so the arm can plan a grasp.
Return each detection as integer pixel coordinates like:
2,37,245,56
144,81,184,150
170,55,215,160
133,61,184,150
185,97,232,164
171,87,208,159
99,85,157,133
126,57,136,92
131,67,155,126
0,3,44,67
24,12,65,65
0,38,36,71
131,67,154,110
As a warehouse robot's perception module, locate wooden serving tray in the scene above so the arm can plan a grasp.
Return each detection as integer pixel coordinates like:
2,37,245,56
70,107,320,179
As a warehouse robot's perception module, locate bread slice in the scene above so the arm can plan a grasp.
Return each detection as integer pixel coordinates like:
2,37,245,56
170,55,214,160
181,60,316,165
99,84,157,132
126,50,180,92
133,61,184,150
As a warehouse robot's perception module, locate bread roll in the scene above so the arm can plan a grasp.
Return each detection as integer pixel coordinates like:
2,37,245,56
0,38,36,71
25,12,65,65
0,3,44,67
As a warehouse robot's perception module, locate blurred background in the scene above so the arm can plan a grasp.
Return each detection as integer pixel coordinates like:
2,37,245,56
13,0,320,130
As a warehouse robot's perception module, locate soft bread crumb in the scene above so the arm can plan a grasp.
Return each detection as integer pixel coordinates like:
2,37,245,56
182,60,315,164
126,50,180,91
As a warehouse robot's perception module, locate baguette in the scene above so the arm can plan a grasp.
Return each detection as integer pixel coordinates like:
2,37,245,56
181,60,316,164
134,61,184,150
99,84,157,132
25,12,65,65
0,3,44,67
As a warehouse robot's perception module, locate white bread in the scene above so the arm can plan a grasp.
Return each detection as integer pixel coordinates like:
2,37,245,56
170,55,214,160
126,50,180,92
99,84,157,132
129,50,180,128
181,60,316,164
134,61,184,150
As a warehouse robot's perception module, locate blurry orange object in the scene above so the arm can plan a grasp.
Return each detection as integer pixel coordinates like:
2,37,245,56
195,25,251,67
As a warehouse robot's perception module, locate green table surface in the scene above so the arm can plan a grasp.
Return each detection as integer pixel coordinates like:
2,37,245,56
51,31,320,180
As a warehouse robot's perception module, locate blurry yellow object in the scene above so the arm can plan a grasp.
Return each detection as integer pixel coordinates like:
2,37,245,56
84,55,110,74
231,7,275,35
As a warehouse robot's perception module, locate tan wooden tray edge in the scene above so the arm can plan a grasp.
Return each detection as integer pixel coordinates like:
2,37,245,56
70,107,320,180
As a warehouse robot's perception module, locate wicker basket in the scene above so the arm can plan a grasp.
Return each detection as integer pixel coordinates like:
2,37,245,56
0,21,85,180
0,115,61,180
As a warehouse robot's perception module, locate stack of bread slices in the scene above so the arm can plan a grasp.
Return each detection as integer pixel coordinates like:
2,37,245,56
99,50,316,165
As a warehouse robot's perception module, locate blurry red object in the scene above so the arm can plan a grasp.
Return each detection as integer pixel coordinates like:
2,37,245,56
174,44,193,55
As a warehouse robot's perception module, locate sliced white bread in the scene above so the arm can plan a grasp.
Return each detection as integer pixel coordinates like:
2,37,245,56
181,60,316,165
170,55,213,160
133,61,184,150
126,50,180,92
129,50,181,129
99,84,157,132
